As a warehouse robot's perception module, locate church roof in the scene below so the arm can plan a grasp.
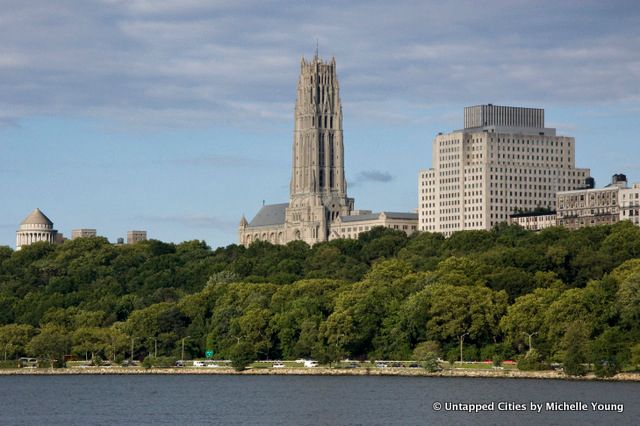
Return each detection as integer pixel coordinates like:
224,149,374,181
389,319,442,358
247,203,288,228
20,208,54,226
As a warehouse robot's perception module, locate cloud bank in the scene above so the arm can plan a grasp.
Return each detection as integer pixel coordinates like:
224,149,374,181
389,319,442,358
0,0,639,128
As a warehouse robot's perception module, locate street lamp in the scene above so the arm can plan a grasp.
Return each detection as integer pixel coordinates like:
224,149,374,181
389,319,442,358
522,332,539,354
149,337,158,358
458,332,470,364
130,337,137,363
181,336,191,362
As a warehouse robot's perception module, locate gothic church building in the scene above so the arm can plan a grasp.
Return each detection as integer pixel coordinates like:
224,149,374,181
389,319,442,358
239,54,354,246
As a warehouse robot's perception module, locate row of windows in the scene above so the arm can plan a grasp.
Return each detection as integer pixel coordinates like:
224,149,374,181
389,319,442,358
490,168,585,176
336,224,417,233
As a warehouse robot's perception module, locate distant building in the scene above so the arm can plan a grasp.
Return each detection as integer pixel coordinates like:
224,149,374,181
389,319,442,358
127,230,147,244
71,229,97,240
556,174,639,229
238,54,415,247
239,54,354,246
620,183,640,226
509,211,557,231
116,237,125,245
16,208,60,250
418,104,591,236
330,211,418,240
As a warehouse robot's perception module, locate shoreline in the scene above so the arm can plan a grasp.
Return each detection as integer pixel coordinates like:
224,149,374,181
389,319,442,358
1,367,639,382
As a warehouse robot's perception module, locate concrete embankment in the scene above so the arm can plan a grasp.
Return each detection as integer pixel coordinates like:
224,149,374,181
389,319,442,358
1,367,639,381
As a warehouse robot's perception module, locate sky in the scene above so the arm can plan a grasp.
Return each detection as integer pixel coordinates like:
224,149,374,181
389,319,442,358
1,0,639,249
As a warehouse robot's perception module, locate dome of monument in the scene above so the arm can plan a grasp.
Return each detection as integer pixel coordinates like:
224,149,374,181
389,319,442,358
20,208,54,227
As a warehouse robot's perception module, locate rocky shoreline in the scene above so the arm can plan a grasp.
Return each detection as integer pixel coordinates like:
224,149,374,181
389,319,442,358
1,367,639,381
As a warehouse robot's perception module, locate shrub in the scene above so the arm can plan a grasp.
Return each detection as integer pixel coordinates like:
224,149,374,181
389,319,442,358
413,341,441,372
142,356,177,369
516,349,547,371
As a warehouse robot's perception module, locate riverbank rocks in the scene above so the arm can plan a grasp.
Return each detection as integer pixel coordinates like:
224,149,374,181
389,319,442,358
1,367,639,381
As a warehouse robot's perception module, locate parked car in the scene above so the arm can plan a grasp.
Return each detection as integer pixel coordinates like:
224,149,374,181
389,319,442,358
193,361,205,367
304,360,318,368
272,362,285,368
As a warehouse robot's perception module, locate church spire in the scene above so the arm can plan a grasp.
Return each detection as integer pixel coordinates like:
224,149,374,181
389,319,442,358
290,53,346,199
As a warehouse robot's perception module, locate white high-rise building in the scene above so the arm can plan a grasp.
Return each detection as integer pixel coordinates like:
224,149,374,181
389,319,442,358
419,105,591,236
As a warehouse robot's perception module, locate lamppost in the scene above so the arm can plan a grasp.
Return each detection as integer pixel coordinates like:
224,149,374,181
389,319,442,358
149,337,158,358
130,337,137,363
3,343,10,361
458,332,469,364
522,332,539,354
181,336,191,362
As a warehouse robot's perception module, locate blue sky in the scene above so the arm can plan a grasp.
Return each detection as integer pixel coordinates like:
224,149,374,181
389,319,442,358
1,0,639,248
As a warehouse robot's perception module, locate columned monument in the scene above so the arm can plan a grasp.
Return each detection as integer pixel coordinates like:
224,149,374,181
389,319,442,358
16,208,59,250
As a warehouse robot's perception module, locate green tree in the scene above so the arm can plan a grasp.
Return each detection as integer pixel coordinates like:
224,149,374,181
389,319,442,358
630,343,640,371
71,327,110,361
105,325,129,361
0,324,36,360
561,321,590,376
500,287,562,354
544,280,615,356
423,284,508,356
27,324,70,368
591,327,629,378
616,271,640,332
230,341,256,371
322,260,412,357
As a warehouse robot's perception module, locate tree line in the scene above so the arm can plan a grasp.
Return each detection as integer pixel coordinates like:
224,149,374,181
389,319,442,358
1,222,639,375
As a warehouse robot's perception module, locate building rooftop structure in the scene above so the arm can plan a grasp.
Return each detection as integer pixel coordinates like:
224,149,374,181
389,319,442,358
460,104,556,136
16,208,59,250
247,203,289,227
20,208,53,226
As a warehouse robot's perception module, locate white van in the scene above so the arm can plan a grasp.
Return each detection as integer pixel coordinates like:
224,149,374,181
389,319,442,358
304,360,318,368
193,361,205,367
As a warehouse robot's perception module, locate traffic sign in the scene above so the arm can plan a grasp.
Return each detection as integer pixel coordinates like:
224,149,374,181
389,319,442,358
206,350,214,358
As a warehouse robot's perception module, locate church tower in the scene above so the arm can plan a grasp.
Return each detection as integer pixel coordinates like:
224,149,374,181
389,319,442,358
238,53,355,247
285,54,353,244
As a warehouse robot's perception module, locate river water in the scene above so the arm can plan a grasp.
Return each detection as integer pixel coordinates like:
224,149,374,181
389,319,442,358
0,375,637,425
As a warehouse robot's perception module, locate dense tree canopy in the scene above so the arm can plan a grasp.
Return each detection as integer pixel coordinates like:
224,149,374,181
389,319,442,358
1,223,639,375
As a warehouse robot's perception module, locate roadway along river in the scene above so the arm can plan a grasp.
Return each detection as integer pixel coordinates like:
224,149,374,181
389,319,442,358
0,375,637,425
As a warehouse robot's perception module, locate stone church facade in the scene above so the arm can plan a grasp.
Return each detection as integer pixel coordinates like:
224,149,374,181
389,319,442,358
239,54,354,246
238,54,418,247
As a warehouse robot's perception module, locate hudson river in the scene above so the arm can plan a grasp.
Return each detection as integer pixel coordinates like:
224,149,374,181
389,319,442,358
0,375,637,425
